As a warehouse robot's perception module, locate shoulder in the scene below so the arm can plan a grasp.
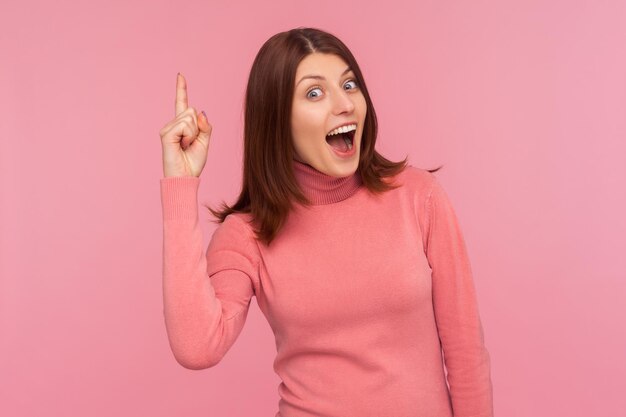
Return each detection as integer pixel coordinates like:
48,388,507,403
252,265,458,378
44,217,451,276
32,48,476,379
205,213,260,287
226,212,259,242
208,212,260,266
395,164,439,200
392,165,446,230
221,212,254,234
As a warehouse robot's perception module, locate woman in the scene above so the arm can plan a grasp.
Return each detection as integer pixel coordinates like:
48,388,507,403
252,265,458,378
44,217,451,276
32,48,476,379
159,27,493,417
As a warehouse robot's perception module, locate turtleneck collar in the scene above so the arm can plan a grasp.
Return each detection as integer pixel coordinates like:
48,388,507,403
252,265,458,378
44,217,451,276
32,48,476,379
292,159,363,205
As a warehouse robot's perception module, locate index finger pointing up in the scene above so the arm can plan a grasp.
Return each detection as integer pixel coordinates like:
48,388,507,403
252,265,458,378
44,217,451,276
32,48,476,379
175,73,188,116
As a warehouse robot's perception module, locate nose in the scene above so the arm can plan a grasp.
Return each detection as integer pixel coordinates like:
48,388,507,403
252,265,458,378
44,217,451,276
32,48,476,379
331,88,355,114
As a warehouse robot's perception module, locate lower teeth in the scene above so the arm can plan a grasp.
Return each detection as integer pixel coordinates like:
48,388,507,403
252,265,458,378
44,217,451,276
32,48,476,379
343,137,353,150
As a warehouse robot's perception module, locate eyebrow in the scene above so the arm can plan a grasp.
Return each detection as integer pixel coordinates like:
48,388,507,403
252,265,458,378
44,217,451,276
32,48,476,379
296,66,353,87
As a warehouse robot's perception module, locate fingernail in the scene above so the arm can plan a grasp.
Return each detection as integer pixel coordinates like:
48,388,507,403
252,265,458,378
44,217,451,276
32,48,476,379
201,110,207,120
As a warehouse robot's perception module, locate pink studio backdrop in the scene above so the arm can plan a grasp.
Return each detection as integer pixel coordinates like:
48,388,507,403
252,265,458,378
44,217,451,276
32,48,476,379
1,0,625,416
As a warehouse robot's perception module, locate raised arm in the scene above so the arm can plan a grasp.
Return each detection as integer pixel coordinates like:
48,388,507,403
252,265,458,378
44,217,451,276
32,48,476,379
160,176,259,369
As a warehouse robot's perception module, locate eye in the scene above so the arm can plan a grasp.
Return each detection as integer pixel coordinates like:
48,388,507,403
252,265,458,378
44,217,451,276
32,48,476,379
344,79,358,90
306,87,322,99
306,79,359,99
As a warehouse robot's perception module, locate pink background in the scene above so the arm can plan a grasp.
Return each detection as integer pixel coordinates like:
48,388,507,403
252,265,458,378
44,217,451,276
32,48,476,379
1,0,625,416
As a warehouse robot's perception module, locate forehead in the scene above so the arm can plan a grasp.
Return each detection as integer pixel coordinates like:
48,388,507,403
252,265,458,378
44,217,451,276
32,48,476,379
295,53,350,77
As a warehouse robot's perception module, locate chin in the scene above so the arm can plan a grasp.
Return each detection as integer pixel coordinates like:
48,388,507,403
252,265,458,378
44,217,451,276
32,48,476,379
327,159,359,178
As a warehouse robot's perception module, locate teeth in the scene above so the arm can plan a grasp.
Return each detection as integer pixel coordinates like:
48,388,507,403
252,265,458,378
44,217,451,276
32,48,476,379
343,136,353,150
327,124,357,137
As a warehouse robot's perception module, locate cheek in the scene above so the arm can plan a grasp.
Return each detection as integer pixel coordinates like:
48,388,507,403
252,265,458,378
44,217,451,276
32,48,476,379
291,130,315,155
357,95,367,114
292,109,313,135
296,119,324,141
293,134,319,154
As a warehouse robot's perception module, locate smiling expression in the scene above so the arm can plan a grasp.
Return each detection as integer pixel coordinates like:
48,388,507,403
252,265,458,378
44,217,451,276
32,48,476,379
291,53,367,178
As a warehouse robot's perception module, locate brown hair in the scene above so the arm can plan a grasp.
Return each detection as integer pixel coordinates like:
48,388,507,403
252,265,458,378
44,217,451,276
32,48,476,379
203,27,442,247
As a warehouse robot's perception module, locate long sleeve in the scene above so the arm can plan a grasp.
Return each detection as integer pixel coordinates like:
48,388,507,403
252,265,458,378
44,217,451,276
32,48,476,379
160,176,259,370
423,175,494,417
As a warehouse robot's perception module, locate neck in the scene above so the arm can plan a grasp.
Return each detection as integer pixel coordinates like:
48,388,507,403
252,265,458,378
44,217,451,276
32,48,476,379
292,159,362,205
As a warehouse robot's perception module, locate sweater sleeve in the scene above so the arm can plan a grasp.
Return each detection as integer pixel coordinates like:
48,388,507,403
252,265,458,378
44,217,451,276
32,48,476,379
423,175,494,417
160,176,259,370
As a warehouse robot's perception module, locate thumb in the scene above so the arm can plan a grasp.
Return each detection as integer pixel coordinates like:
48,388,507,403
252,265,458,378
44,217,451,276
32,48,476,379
195,110,212,147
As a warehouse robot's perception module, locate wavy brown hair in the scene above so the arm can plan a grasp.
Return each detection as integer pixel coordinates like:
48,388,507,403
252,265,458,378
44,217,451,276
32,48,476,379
204,27,442,247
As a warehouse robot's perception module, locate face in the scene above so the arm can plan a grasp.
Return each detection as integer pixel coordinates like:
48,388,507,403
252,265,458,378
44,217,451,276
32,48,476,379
291,53,367,178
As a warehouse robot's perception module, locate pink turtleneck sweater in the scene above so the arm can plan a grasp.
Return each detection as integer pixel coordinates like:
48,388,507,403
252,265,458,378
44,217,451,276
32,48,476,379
160,160,493,417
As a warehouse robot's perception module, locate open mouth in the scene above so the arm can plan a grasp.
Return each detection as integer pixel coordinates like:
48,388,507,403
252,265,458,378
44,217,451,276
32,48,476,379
325,129,355,153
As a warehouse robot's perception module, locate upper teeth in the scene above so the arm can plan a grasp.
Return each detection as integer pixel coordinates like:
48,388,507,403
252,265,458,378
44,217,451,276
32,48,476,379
327,124,357,137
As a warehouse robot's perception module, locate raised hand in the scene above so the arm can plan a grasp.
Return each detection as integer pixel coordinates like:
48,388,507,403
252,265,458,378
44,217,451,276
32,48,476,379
159,73,213,178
